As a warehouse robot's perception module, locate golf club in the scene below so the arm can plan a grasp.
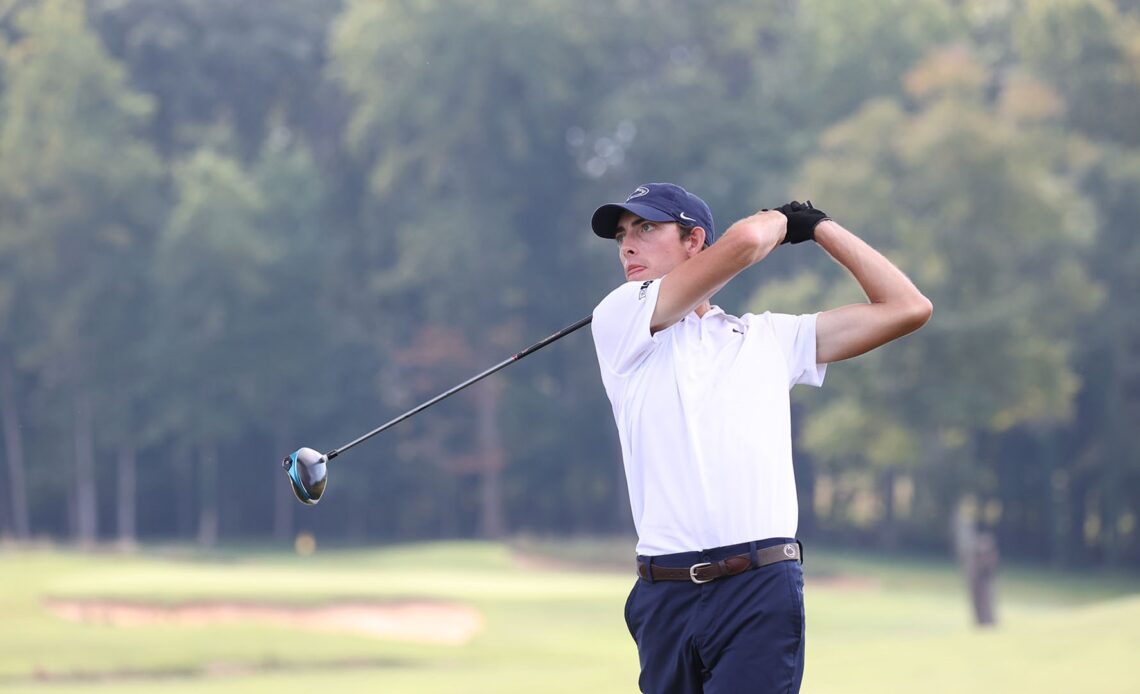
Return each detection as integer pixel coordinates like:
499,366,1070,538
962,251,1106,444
283,314,593,505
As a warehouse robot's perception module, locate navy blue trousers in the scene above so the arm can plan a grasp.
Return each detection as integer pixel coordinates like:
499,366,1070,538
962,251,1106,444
624,538,806,694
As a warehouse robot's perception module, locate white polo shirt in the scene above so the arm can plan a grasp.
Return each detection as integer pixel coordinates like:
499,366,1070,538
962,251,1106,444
592,279,826,556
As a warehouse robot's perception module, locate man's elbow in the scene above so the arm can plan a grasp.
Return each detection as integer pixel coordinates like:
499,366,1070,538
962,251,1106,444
900,295,933,333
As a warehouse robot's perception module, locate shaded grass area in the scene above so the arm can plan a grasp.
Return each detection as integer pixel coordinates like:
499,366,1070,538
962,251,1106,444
0,542,635,693
1,540,1138,693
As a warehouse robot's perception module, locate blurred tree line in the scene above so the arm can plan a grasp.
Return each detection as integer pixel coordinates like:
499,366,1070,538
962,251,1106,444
0,0,1136,568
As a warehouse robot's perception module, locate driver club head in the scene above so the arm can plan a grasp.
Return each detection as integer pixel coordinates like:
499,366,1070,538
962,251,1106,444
282,447,328,505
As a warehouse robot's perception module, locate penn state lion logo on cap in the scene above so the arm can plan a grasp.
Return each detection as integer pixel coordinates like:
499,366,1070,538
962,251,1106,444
626,186,650,201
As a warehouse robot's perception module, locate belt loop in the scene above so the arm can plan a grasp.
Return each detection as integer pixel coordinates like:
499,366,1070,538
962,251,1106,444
748,540,758,569
646,556,655,584
796,539,804,565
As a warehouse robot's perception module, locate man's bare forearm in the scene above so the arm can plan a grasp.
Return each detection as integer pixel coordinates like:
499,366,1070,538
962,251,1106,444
814,221,927,308
651,211,787,332
813,220,932,363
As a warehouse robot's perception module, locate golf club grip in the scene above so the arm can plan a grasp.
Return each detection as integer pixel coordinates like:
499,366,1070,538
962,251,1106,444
327,315,593,460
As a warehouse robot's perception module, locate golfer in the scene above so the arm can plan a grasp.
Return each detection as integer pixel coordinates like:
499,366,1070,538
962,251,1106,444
589,183,932,693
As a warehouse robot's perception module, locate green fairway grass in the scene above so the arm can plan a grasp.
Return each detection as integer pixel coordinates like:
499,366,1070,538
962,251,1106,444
0,540,1137,693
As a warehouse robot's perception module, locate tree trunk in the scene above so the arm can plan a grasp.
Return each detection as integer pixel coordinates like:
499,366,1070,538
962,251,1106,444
796,454,817,537
346,476,368,543
73,389,98,547
1068,474,1088,566
968,532,999,627
954,500,999,627
1041,431,1069,568
0,356,30,539
197,441,219,547
475,380,506,540
272,426,294,543
173,445,194,538
116,439,137,549
878,468,898,550
1101,364,1131,567
1100,479,1121,566
611,446,633,534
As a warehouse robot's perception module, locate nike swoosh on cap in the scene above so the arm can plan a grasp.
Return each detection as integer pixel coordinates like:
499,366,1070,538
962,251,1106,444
678,212,698,223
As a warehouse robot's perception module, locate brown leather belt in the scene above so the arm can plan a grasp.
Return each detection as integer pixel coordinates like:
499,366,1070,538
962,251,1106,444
637,542,801,584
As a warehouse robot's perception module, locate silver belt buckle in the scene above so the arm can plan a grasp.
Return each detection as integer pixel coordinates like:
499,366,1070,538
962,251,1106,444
688,561,714,584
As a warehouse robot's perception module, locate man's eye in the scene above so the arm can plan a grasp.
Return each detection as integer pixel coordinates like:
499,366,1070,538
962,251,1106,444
641,223,654,232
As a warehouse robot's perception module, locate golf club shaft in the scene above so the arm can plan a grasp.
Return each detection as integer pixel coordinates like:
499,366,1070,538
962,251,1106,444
326,315,593,460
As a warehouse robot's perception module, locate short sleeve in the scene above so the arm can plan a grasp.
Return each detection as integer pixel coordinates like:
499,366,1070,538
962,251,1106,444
591,280,663,376
762,312,827,388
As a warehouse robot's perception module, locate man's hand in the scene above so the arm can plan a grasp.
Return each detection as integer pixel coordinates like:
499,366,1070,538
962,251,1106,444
774,200,830,245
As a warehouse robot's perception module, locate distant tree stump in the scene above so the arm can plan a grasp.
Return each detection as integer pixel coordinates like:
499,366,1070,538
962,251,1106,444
954,504,999,628
968,532,999,627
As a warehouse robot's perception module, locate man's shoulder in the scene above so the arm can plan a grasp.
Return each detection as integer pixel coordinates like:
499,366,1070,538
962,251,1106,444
738,309,772,327
740,310,806,326
591,280,666,375
594,280,658,315
737,311,814,344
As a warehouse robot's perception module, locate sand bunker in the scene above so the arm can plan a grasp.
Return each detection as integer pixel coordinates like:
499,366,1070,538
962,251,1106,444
46,599,484,645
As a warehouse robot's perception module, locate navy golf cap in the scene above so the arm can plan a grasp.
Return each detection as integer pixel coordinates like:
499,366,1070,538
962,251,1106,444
591,182,716,245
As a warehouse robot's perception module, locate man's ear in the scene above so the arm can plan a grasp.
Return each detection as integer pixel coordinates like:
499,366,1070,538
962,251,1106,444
687,227,707,256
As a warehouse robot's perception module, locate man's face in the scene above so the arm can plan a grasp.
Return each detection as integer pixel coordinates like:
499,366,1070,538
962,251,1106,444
613,210,699,281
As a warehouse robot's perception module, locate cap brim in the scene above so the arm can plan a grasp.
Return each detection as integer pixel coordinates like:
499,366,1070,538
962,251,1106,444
591,202,675,238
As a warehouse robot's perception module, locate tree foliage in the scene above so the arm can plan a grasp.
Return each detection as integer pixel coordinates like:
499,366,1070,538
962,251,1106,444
0,0,1135,565
756,45,1102,551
